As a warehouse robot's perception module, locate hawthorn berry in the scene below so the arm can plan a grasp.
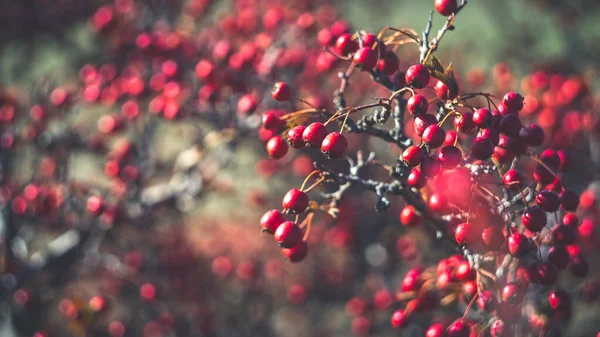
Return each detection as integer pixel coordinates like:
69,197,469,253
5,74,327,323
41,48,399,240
335,33,358,56
547,245,570,269
407,94,429,116
508,232,529,257
262,111,284,131
490,320,507,337
400,205,422,227
407,168,427,189
536,190,560,212
260,209,285,234
498,114,523,137
422,124,446,148
405,64,430,89
502,169,525,189
266,136,288,159
559,189,579,211
501,283,525,305
281,240,308,262
482,226,504,251
274,221,303,248
414,113,438,136
435,0,458,16
502,91,524,112
447,320,471,337
426,323,448,337
353,47,378,70
302,122,328,148
521,206,547,232
435,80,457,100
454,112,476,133
552,224,577,245
454,223,472,245
520,124,545,147
470,137,494,160
402,145,425,167
287,126,307,149
378,51,399,75
438,145,462,169
282,188,309,213
321,132,348,159
548,290,571,311
271,82,291,101
473,108,492,128
428,192,449,213
390,309,410,328
477,290,498,312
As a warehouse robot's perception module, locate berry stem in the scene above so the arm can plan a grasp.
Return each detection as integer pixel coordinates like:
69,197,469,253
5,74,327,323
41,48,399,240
462,291,479,318
300,170,322,192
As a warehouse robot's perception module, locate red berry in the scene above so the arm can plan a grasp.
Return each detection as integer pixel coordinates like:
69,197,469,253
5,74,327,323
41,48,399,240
237,94,257,115
548,289,571,311
402,145,425,167
262,111,284,131
562,213,578,227
502,169,525,189
447,320,470,337
520,124,544,147
435,80,457,100
502,92,524,111
405,64,430,89
429,192,449,213
470,137,494,160
266,136,288,159
426,324,448,337
281,240,308,262
407,168,427,189
287,126,306,149
552,224,577,245
521,206,547,232
533,165,555,185
421,156,442,178
260,209,285,234
456,260,474,281
536,190,560,212
422,124,446,148
444,130,458,146
400,267,423,291
473,108,492,128
378,51,399,75
477,290,497,312
282,188,309,213
335,33,358,56
540,149,561,169
360,33,378,48
559,190,579,211
455,223,472,245
274,221,303,248
508,233,529,257
302,122,328,148
499,114,522,137
321,132,348,159
353,47,378,70
501,283,524,305
400,205,422,227
271,82,291,101
414,114,438,136
390,309,410,328
407,94,429,116
454,112,476,133
490,320,507,337
438,145,462,169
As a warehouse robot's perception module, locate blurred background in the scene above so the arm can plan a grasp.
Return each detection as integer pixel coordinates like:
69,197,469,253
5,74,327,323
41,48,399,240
0,0,598,337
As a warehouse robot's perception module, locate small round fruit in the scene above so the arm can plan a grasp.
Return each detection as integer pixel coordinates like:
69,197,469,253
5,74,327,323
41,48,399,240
402,145,425,167
426,323,448,337
353,47,378,70
335,33,358,56
501,283,524,305
378,51,399,75
400,205,422,227
502,92,524,111
262,111,284,131
302,122,328,148
405,64,430,89
535,190,560,212
438,145,462,169
548,289,571,311
260,209,285,234
422,124,446,148
321,132,348,159
282,240,308,262
407,94,429,116
274,221,303,248
390,309,410,328
521,206,547,232
282,188,309,213
414,113,438,136
272,82,291,101
455,223,472,245
473,108,492,128
287,126,306,149
470,137,494,160
435,80,457,100
421,156,442,178
507,233,528,257
435,0,458,16
447,320,471,337
266,136,288,159
407,168,427,189
559,190,579,211
520,124,544,147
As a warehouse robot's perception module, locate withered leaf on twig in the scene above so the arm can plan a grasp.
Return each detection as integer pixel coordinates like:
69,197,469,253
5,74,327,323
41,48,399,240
423,55,459,97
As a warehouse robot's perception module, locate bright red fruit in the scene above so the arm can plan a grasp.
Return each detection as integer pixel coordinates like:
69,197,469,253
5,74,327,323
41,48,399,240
321,132,348,159
400,205,422,227
336,33,358,56
438,145,462,169
266,136,288,159
402,145,425,167
287,126,307,149
422,124,446,148
282,188,309,213
434,0,458,16
507,233,529,257
390,309,410,328
260,209,285,234
447,320,471,337
274,221,303,248
405,64,430,89
435,80,457,100
353,47,378,70
302,122,328,147
521,206,547,232
281,240,308,262
271,82,291,101
407,94,429,115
